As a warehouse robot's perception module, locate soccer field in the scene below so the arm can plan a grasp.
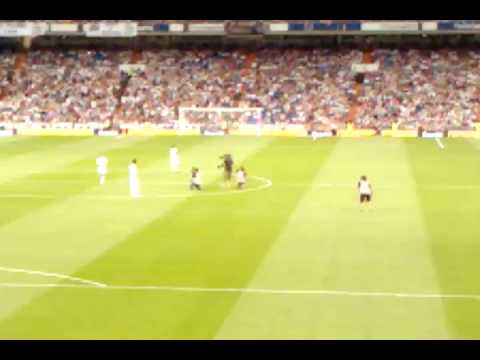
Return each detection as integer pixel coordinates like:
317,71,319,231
1,135,480,339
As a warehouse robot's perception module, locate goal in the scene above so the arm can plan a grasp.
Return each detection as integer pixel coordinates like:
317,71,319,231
178,107,264,135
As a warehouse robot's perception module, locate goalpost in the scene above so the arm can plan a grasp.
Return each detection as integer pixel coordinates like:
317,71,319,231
178,107,264,136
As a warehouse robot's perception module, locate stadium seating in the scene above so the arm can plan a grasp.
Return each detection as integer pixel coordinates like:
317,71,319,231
0,50,130,126
356,49,480,130
0,48,478,130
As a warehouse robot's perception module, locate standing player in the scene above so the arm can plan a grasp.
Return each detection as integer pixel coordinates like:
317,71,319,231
169,145,180,172
96,155,108,185
218,154,234,188
129,159,141,198
236,167,247,190
190,167,202,191
358,175,373,209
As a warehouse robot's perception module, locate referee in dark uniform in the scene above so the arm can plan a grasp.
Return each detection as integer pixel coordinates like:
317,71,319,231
218,154,234,188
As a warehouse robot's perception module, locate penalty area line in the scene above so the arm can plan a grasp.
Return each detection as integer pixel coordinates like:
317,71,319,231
435,138,445,149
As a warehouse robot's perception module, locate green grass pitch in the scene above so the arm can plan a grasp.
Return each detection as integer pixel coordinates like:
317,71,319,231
0,135,480,339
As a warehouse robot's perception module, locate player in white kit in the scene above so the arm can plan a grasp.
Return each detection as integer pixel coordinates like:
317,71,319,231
129,159,141,198
169,145,180,172
96,156,108,185
358,175,373,208
190,167,202,190
236,167,247,190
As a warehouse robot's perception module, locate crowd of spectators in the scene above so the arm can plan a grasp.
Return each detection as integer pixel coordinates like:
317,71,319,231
0,50,130,126
0,50,15,99
356,49,480,130
116,48,361,128
0,48,479,131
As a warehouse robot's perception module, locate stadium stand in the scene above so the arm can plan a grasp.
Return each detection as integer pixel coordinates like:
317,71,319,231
0,50,130,126
117,48,360,128
0,46,479,131
356,49,480,131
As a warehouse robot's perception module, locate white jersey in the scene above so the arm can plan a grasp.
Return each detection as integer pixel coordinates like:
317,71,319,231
170,147,180,170
128,163,138,180
129,163,141,198
236,170,246,184
358,180,371,195
192,171,202,185
96,156,108,175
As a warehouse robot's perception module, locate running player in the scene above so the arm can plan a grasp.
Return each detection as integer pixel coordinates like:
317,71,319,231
169,145,180,172
218,154,234,188
236,167,247,190
129,159,141,198
96,156,108,185
358,175,373,208
190,167,202,191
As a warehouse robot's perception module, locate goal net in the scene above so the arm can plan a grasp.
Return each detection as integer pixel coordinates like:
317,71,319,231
178,107,263,136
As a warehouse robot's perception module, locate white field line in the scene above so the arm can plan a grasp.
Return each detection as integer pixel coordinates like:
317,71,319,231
280,183,480,190
2,180,480,199
0,169,241,176
1,180,479,200
1,266,479,301
435,138,445,149
0,266,107,287
2,174,480,191
0,169,228,182
0,282,479,301
5,180,206,185
0,176,273,200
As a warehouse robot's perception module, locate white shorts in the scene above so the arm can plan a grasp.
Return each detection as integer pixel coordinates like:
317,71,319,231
130,179,140,195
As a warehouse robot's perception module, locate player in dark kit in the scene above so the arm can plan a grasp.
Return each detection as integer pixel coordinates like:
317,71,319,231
218,154,234,188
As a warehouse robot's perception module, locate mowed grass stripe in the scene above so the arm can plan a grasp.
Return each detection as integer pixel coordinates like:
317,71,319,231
0,136,273,337
0,137,335,339
406,138,480,339
0,135,207,265
0,136,209,324
0,136,149,185
0,136,84,159
214,138,450,339
0,136,24,146
0,136,200,228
